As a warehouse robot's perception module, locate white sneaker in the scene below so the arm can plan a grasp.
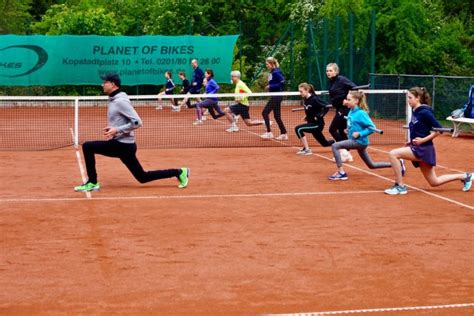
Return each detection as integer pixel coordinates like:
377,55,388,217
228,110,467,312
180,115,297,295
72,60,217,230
193,120,203,125
171,105,181,112
276,134,288,141
341,149,353,163
260,132,274,139
226,126,239,133
155,105,163,110
296,148,313,155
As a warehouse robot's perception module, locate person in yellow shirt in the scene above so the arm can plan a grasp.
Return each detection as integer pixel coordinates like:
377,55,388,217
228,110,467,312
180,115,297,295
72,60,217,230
224,71,265,132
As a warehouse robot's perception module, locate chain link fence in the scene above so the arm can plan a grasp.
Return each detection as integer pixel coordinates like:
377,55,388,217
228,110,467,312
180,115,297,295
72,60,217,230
369,74,474,120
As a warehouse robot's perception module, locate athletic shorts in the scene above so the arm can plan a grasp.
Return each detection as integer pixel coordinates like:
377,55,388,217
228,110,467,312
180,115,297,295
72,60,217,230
230,103,250,120
410,143,436,168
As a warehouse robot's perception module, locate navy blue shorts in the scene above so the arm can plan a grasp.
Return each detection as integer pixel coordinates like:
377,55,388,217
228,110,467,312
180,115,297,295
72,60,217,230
410,143,436,168
230,103,250,120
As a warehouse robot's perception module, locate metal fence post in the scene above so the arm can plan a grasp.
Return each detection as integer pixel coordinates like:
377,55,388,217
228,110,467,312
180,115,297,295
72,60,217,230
349,12,354,81
307,20,314,85
239,20,243,77
322,17,328,89
370,10,376,82
335,16,341,66
289,23,295,89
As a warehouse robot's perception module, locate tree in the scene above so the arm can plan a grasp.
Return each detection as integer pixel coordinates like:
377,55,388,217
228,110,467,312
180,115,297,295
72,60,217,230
32,3,121,35
0,0,32,34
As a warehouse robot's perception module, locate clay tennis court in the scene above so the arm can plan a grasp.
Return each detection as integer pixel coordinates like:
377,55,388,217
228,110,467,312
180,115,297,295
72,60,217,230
1,112,473,315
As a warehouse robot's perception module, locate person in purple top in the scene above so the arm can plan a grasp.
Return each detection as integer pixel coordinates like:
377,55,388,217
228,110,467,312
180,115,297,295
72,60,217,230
192,69,225,125
385,87,472,195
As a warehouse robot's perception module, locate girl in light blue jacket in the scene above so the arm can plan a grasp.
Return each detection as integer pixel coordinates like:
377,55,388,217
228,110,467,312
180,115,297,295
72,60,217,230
328,90,400,180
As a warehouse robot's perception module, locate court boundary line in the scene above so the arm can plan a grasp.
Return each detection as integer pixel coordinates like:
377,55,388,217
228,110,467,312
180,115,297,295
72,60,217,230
263,302,474,315
70,128,91,199
227,121,473,210
0,190,382,204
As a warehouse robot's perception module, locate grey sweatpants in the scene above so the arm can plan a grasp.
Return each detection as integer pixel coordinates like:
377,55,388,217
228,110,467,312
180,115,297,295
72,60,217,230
332,139,391,169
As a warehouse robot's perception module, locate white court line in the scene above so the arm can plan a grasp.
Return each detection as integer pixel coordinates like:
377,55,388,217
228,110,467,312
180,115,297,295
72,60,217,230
264,302,474,316
0,190,381,204
70,128,91,199
229,122,474,210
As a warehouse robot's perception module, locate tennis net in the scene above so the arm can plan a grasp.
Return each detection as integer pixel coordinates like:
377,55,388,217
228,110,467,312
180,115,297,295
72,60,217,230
0,90,408,151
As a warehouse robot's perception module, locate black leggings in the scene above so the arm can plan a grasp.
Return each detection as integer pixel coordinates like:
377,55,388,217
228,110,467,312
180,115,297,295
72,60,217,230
329,108,349,142
295,122,334,147
82,139,181,184
262,96,287,134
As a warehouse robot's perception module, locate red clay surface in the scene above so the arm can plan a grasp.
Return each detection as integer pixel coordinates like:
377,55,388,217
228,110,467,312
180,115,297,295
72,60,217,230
0,134,473,315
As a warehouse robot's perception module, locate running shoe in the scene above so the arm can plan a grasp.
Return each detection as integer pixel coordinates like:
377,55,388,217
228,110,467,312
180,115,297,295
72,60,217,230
260,132,274,139
226,126,239,133
178,168,190,189
193,120,203,125
328,171,348,181
462,172,472,192
400,159,406,177
74,182,100,192
276,134,289,141
296,148,313,156
171,105,181,112
341,149,354,163
384,183,408,195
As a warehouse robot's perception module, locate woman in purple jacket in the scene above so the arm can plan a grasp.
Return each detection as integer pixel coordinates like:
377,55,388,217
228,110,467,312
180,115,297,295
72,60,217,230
193,69,225,125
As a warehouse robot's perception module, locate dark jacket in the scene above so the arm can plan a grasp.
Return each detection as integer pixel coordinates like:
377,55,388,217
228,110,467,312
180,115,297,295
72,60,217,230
409,105,442,146
164,79,175,95
190,67,204,93
268,68,285,92
181,79,190,94
328,75,356,110
303,94,329,124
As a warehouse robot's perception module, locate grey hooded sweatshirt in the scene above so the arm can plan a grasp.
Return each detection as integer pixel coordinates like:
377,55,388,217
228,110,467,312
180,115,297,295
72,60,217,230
107,91,142,144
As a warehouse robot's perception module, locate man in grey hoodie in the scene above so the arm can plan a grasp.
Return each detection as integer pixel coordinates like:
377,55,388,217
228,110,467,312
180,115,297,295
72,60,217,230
74,73,190,192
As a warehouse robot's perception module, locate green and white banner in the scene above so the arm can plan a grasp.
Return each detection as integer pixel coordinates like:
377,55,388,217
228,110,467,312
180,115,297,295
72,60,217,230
0,35,239,86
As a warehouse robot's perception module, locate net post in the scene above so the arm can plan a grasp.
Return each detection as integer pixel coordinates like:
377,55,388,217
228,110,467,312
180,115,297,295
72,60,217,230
74,98,79,148
405,92,411,142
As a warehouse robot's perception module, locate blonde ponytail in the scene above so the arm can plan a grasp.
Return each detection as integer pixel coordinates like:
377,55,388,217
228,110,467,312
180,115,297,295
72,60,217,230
349,90,369,113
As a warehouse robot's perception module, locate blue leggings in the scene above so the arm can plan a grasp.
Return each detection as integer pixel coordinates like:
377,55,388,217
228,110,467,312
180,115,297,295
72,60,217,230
196,99,224,120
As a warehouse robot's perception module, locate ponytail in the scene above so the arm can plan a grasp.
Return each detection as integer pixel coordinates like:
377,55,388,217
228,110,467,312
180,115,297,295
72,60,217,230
408,86,432,106
349,90,369,113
